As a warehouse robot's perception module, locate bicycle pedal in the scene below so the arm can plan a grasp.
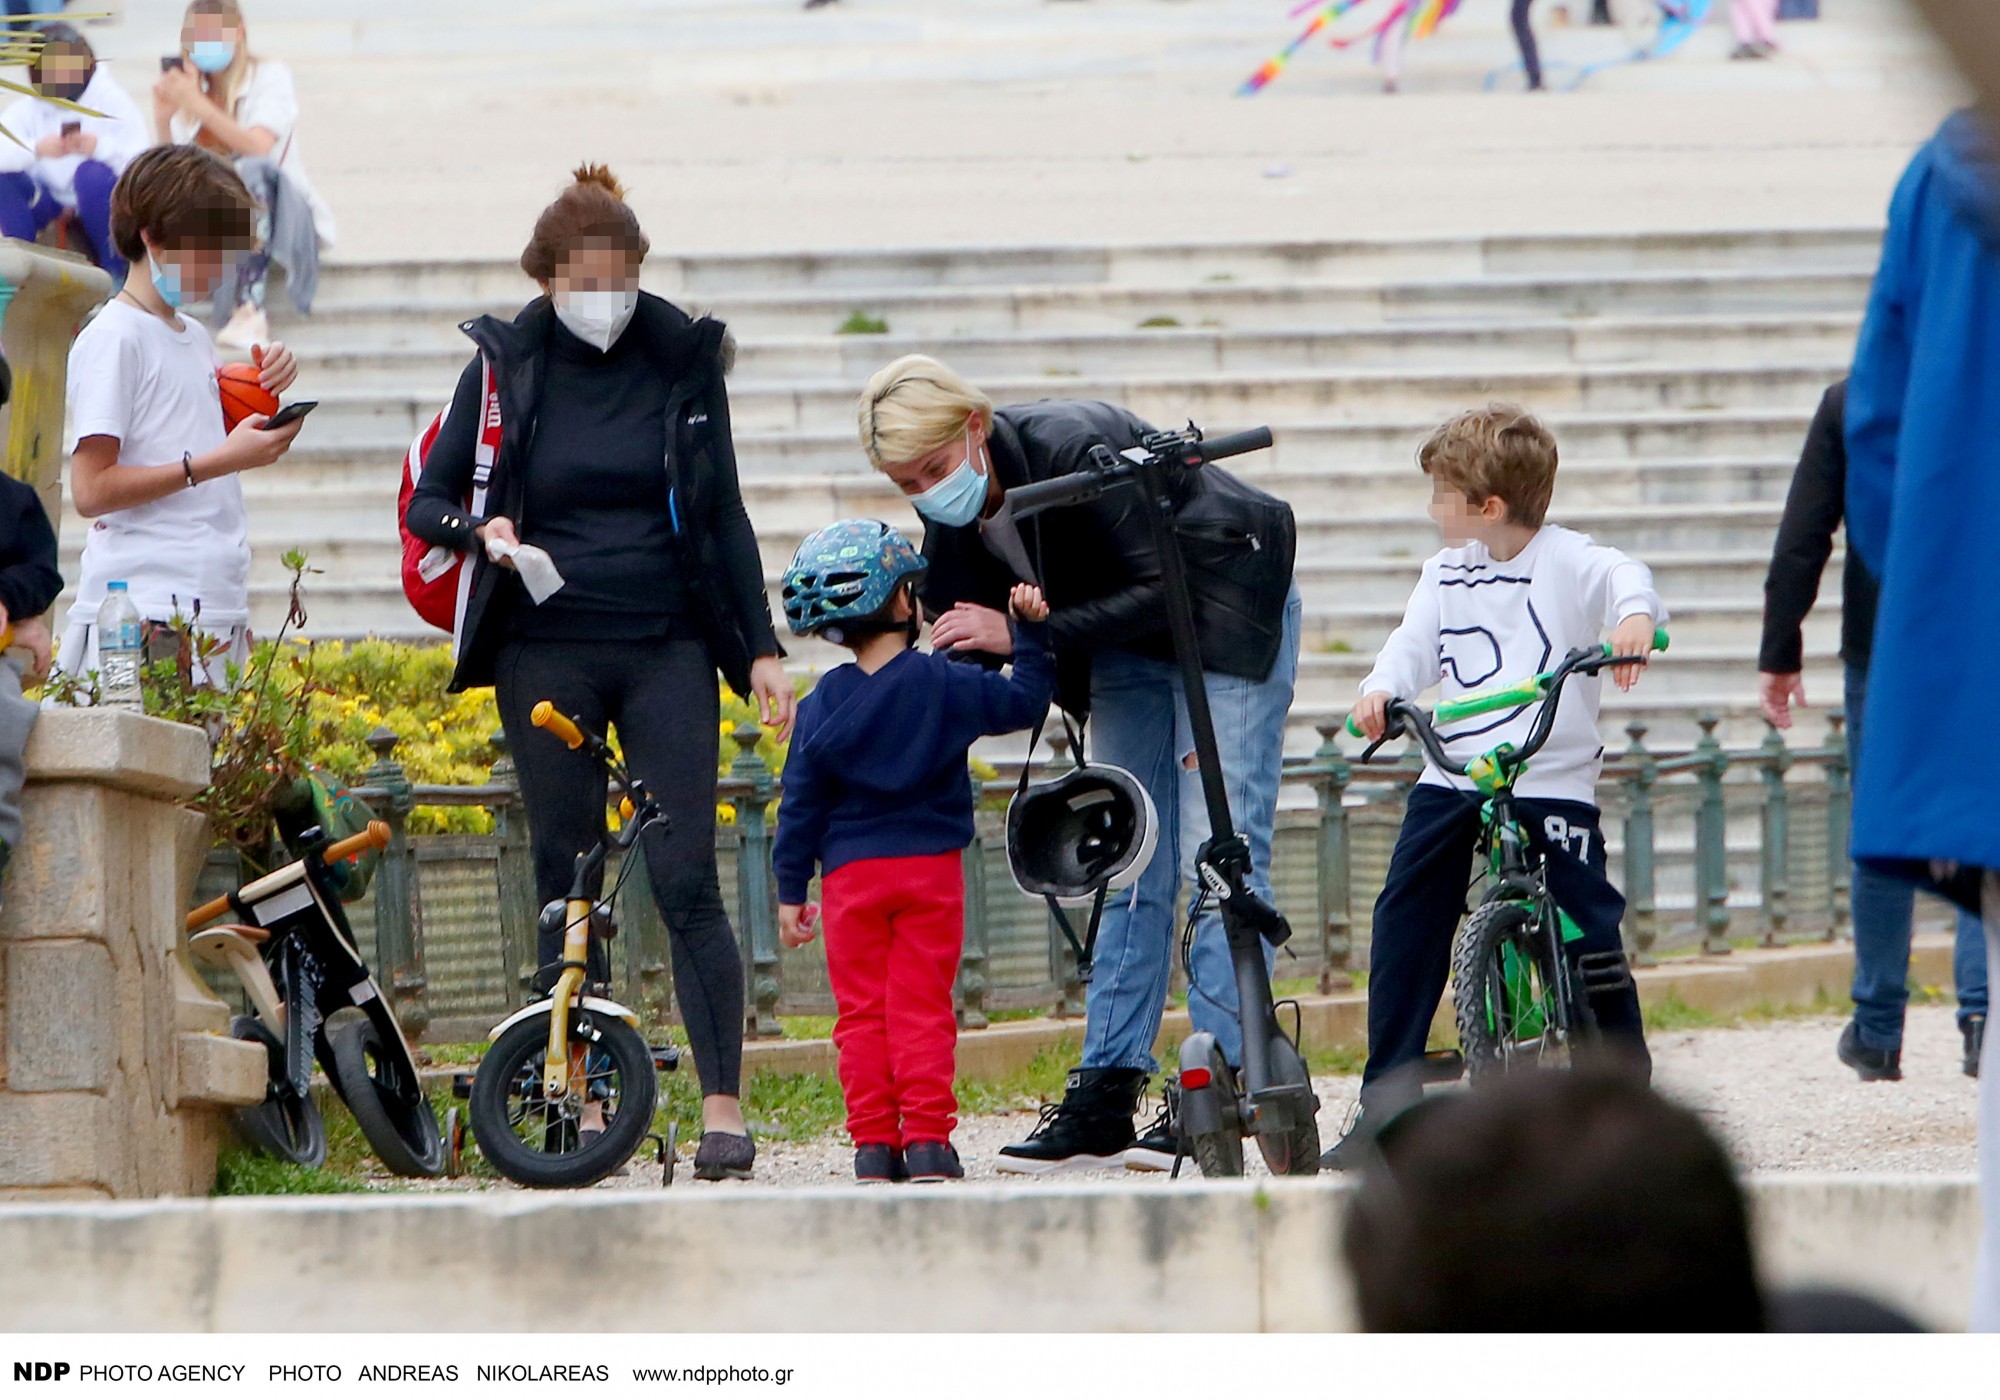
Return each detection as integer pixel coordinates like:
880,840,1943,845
1574,951,1635,994
450,1072,474,1100
650,1043,681,1073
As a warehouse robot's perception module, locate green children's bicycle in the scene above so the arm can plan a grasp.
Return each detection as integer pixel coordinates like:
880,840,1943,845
1350,629,1668,1078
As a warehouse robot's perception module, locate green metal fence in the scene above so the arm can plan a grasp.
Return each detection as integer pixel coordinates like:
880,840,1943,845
203,711,1863,1045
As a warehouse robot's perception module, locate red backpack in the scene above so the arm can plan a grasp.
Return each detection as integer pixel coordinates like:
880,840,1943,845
398,357,503,638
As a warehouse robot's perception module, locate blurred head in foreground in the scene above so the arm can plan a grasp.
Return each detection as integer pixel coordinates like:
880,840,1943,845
1342,1071,1765,1332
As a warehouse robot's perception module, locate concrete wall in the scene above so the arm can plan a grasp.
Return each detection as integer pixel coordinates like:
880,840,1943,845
0,710,265,1201
0,1175,1975,1331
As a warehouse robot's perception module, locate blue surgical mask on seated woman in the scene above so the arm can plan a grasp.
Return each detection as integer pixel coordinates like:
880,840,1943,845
910,428,989,527
554,287,639,352
188,40,235,73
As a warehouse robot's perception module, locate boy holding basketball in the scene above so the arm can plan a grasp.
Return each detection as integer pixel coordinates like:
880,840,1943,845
57,143,301,690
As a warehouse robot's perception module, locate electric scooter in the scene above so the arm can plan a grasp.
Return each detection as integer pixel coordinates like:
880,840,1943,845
1004,423,1321,1177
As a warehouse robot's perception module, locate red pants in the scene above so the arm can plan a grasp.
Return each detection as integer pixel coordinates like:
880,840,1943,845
820,852,964,1147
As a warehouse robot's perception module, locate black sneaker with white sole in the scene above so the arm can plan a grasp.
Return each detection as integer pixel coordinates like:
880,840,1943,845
996,1067,1142,1174
1124,1094,1181,1172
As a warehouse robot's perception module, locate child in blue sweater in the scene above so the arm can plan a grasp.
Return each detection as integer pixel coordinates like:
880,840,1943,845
774,520,1053,1183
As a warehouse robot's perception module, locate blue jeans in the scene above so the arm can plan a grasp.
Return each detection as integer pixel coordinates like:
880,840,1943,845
1077,583,1302,1073
1846,663,1989,1049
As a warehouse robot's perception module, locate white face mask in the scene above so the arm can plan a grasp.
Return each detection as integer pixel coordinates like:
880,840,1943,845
554,288,639,352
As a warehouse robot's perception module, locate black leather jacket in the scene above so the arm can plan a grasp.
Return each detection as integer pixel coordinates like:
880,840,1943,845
404,294,780,693
918,399,1297,713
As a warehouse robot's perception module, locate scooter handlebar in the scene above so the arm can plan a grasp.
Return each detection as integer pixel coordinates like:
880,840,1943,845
1194,426,1273,462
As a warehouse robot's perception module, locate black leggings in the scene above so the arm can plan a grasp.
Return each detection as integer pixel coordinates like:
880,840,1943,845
1512,0,1543,89
496,635,744,1098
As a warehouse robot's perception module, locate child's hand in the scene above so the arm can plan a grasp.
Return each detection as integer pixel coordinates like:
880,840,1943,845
207,412,305,475
12,615,51,682
252,341,298,395
1608,614,1657,691
1353,690,1392,742
779,902,820,948
1009,583,1049,623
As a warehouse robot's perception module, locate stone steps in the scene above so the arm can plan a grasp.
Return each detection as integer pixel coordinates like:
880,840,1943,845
277,268,1875,349
287,313,1862,392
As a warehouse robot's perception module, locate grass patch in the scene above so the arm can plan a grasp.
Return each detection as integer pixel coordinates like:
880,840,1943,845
779,1014,836,1041
1643,984,1851,1033
1319,638,1354,654
1138,315,1182,329
422,1041,485,1066
836,310,889,335
211,1145,368,1196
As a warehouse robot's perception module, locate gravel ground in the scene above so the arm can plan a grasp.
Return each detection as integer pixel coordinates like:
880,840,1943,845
441,1006,1981,1194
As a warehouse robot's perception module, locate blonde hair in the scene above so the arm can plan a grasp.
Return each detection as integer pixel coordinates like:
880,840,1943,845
857,354,994,471
183,0,256,145
1418,402,1559,529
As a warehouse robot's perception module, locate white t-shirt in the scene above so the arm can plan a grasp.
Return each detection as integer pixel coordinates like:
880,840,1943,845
168,59,336,246
0,65,150,208
1361,524,1668,806
64,299,251,630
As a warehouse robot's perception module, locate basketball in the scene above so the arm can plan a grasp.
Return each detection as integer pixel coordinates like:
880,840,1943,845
218,361,279,432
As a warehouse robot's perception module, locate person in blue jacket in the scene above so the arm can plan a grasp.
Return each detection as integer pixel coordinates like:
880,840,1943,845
773,520,1054,1185
1845,107,2000,1331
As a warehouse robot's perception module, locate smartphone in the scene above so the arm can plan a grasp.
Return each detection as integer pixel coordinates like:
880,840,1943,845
160,55,184,72
60,120,80,137
262,400,318,430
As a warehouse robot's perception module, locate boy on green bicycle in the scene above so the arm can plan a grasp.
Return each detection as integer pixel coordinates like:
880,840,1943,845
1325,404,1665,1169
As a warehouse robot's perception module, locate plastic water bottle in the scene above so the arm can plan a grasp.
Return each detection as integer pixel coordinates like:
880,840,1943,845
98,582,145,713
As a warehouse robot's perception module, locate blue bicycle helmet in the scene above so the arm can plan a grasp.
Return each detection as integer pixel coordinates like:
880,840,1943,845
781,519,928,637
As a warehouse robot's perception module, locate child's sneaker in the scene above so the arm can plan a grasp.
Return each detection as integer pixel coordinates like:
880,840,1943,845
903,1140,963,1183
854,1143,907,1184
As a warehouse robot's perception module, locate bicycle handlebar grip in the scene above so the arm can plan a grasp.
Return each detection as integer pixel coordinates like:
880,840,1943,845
323,820,391,867
532,700,587,750
185,893,232,933
1196,426,1273,462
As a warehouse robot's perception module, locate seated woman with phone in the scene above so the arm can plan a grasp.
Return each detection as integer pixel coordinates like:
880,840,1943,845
154,0,336,351
0,24,150,280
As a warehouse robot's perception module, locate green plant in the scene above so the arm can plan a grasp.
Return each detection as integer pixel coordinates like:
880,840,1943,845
1138,315,1182,329
211,1145,368,1196
837,310,889,335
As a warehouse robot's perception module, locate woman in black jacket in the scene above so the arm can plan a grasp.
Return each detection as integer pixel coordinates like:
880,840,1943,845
857,354,1301,1177
406,166,791,1181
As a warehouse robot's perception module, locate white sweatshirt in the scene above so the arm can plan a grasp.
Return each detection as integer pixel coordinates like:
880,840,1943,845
1360,524,1666,806
0,66,150,208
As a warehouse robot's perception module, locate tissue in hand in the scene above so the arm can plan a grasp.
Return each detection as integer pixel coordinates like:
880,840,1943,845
485,536,567,604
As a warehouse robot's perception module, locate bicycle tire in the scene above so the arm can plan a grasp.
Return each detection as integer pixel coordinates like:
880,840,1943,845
1453,899,1569,1080
1188,1044,1246,1180
227,1015,327,1167
1253,1036,1322,1177
328,1018,445,1178
468,1008,657,1189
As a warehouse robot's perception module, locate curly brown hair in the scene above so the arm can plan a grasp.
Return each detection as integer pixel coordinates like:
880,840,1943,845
109,144,256,264
520,163,650,283
1418,403,1559,529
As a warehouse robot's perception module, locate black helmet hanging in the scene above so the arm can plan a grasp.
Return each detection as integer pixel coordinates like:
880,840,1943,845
1006,763,1159,905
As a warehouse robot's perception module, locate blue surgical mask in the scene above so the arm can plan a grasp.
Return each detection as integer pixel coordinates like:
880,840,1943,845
188,40,235,74
910,430,988,527
147,253,184,310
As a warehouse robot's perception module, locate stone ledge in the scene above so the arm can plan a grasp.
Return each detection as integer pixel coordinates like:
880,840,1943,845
173,1033,266,1110
0,1174,1972,1332
23,710,208,801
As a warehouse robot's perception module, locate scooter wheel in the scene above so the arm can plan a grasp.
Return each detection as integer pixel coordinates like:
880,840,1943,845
468,1007,658,1189
1253,1037,1322,1177
227,1015,327,1168
329,1017,445,1178
1188,1046,1246,1180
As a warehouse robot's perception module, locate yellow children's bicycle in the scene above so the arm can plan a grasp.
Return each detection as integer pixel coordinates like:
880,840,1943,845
462,701,679,1189
186,820,445,1176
